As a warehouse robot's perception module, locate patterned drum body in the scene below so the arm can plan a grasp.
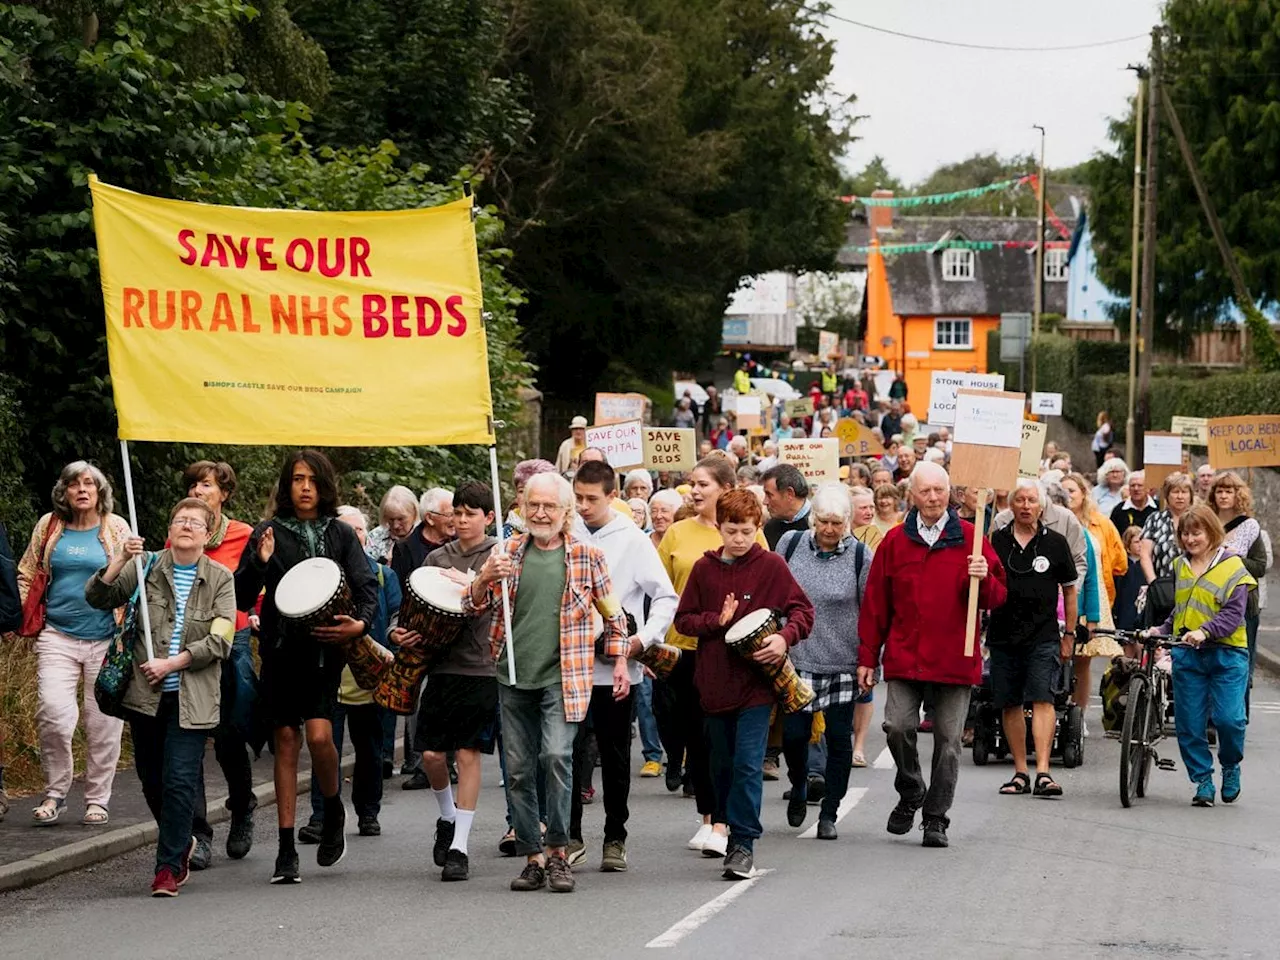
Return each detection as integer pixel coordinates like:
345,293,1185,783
344,635,395,690
723,608,814,713
374,567,470,714
634,643,681,681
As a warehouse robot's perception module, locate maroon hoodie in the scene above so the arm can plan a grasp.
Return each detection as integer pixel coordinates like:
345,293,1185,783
674,543,815,715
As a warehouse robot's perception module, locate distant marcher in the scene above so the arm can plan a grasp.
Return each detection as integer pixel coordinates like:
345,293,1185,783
623,469,654,503
1209,472,1270,717
873,483,902,535
555,416,590,474
1092,458,1129,517
1110,470,1157,536
1139,472,1195,628
673,398,697,430
1195,464,1217,502
1092,412,1113,468
760,464,811,550
367,485,420,563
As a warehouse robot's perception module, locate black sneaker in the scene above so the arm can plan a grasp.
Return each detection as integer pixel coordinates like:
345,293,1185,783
664,765,683,792
510,860,546,891
189,836,213,871
816,818,837,841
402,771,430,791
886,801,919,836
297,819,323,845
382,760,394,780
433,818,456,867
358,817,381,837
807,775,826,804
786,785,808,828
546,853,575,893
921,817,949,848
722,845,753,880
317,803,346,868
226,812,254,860
271,847,300,884
442,849,469,882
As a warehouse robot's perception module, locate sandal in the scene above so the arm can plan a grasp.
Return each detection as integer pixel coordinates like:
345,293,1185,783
82,803,110,825
499,828,517,857
32,796,66,826
1033,773,1063,798
851,753,868,768
999,772,1031,795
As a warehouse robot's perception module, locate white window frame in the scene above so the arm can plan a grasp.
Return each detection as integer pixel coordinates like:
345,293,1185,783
1045,247,1069,282
934,317,973,350
941,248,975,281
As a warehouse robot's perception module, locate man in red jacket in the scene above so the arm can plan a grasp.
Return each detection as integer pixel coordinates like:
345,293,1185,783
857,461,1006,848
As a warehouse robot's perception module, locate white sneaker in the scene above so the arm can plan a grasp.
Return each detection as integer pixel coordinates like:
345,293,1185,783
688,823,713,851
1082,720,1090,739
701,827,728,858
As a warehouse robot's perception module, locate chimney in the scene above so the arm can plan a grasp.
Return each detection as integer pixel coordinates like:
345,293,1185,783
869,189,894,232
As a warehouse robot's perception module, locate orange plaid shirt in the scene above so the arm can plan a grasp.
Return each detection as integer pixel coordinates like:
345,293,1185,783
463,532,627,723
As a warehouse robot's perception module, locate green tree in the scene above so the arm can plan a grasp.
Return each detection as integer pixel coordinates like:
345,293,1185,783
841,155,904,197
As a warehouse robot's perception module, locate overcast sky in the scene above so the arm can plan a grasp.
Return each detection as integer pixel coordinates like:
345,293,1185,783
823,0,1164,184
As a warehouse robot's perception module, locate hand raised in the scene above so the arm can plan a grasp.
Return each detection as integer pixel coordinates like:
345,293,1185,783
257,526,275,564
718,593,739,627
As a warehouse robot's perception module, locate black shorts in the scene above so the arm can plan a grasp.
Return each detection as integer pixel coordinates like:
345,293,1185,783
988,641,1065,710
259,642,344,728
414,674,499,754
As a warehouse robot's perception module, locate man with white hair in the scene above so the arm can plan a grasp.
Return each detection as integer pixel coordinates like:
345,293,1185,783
756,439,779,474
858,461,1007,848
991,477,1088,589
392,487,455,587
465,472,630,893
1092,458,1129,516
1109,469,1156,535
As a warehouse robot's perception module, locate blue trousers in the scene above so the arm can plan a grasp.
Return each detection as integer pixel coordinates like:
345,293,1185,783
704,704,772,851
130,693,208,874
635,675,663,764
1172,644,1249,784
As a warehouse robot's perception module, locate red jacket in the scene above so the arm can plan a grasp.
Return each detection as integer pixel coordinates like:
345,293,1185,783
205,518,253,632
674,543,815,715
857,508,1006,686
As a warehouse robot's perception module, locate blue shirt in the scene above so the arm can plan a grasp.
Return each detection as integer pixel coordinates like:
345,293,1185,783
46,528,114,641
164,563,198,692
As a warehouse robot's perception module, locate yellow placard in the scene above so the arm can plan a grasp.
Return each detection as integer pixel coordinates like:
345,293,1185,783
1207,415,1280,469
834,418,885,458
642,427,695,471
778,438,840,485
1018,420,1047,479
1171,415,1209,447
90,177,493,446
783,398,813,421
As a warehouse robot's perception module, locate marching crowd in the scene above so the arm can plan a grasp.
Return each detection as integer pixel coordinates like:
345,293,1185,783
0,370,1270,898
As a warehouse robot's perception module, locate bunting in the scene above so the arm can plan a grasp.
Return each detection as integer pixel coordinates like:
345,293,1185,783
842,238,1071,255
840,175,1032,207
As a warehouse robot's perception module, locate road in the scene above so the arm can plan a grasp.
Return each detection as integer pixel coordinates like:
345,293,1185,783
3,660,1279,960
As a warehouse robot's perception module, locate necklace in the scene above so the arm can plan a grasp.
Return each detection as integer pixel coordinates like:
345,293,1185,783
1004,527,1051,576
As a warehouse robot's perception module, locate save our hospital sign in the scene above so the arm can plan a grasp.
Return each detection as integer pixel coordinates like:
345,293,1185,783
89,177,494,446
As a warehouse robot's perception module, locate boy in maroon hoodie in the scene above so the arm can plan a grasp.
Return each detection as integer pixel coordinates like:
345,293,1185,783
674,490,814,880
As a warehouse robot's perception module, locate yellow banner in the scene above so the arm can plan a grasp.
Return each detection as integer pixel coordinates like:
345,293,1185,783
90,177,494,446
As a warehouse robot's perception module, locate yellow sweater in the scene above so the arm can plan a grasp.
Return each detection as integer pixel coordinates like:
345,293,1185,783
657,517,767,650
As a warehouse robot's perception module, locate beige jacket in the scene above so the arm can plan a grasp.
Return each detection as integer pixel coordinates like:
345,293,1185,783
17,512,133,630
85,550,234,729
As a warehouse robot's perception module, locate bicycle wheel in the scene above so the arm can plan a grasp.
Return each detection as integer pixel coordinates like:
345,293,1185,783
1119,676,1149,808
1137,678,1161,798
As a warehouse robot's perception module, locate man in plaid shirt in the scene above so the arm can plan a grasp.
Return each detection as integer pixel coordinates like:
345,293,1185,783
465,472,629,893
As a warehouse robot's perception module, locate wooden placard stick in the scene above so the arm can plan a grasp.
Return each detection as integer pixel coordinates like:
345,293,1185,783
964,487,989,658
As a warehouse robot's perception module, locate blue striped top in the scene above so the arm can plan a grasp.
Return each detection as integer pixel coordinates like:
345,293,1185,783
164,564,198,693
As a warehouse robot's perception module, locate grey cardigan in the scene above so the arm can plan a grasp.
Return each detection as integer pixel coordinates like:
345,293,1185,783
777,531,871,674
85,550,235,729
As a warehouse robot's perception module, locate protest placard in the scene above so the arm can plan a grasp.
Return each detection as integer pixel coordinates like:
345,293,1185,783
1207,415,1280,469
928,371,1006,426
642,427,695,471
584,420,643,469
736,394,762,429
1143,431,1184,491
783,397,813,421
594,392,647,426
1171,415,1208,447
1030,392,1063,416
834,419,885,458
818,330,839,359
1019,420,1047,479
778,438,839,485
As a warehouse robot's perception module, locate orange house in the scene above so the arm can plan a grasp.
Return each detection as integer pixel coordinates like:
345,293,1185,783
859,198,1069,413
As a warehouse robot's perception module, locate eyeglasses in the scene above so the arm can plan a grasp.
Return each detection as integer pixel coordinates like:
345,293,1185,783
526,501,561,515
171,518,207,531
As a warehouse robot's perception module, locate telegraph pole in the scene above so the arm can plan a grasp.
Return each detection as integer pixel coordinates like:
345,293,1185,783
1135,27,1161,467
1124,68,1146,467
1031,124,1046,393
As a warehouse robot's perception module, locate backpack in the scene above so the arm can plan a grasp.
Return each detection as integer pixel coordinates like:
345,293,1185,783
780,531,866,605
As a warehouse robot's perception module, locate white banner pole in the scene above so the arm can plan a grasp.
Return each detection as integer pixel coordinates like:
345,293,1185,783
488,445,517,685
119,439,155,661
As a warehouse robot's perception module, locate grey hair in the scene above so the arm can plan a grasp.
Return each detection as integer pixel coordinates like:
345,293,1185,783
1013,478,1041,498
379,484,420,523
51,460,113,520
419,487,453,516
623,469,653,494
627,497,651,527
908,460,950,491
524,472,575,532
336,504,370,529
1041,478,1068,507
810,482,853,530
1127,469,1145,484
649,489,684,512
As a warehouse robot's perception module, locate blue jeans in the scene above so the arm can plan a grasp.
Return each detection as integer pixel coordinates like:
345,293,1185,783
1171,644,1249,784
497,708,547,828
704,704,772,851
309,702,384,822
499,683,576,854
224,628,258,739
130,692,208,874
635,675,663,763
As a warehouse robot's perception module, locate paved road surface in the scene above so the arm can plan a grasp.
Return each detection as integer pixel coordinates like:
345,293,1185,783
4,661,1278,960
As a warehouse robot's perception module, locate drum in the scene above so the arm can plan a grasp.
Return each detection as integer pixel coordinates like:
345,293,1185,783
634,643,681,681
723,608,814,713
374,567,471,714
344,635,395,690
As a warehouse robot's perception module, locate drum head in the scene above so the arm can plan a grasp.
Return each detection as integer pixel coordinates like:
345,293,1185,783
275,557,342,618
409,566,466,613
725,607,773,642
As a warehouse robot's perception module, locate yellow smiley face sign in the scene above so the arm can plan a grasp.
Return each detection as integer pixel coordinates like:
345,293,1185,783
834,419,885,458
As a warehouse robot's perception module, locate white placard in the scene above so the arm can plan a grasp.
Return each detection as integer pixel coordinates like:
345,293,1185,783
736,394,762,428
1031,392,1063,416
952,391,1024,448
1144,433,1183,465
928,371,1008,426
965,372,1006,392
584,420,643,469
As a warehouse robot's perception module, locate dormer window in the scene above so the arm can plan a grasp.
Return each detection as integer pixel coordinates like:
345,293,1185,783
1045,248,1068,281
941,248,975,281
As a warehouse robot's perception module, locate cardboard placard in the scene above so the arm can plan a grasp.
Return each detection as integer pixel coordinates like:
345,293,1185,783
642,427,695,471
594,392,647,426
736,395,762,429
778,438,840,485
1030,392,1063,416
928,371,1006,426
818,330,839,359
783,397,814,421
1019,420,1047,479
834,418,885,458
584,420,643,469
1143,431,1184,492
1207,415,1280,468
1171,415,1208,447
947,389,1024,491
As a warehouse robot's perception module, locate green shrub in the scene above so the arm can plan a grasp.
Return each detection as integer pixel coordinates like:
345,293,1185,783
1076,339,1130,376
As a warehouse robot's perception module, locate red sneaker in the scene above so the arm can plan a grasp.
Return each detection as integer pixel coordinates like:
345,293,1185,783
151,867,180,898
175,836,196,888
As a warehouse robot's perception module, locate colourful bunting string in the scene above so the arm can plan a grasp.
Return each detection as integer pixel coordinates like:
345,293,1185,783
1026,174,1073,239
841,238,1070,255
840,175,1033,207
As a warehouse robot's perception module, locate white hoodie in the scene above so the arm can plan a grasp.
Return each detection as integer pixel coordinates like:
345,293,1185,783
572,511,679,685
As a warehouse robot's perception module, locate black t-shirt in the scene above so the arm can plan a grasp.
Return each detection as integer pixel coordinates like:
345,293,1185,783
1110,500,1157,537
988,524,1076,647
764,513,810,550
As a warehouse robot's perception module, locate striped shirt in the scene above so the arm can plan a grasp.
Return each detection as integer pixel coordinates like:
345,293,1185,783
164,563,198,692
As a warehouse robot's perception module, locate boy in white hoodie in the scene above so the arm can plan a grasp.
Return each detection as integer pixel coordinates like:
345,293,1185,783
568,460,679,872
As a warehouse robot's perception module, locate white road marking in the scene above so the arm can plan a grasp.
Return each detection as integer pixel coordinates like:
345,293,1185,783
874,746,894,769
798,787,868,839
645,869,774,949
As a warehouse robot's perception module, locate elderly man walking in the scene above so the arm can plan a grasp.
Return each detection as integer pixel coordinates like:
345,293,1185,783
857,462,1007,848
465,472,630,893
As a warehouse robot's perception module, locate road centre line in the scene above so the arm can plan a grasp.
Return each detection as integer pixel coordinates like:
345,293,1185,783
874,747,894,769
798,787,868,839
645,869,775,949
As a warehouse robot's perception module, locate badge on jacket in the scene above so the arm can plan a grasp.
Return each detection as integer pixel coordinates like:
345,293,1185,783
1032,556,1050,574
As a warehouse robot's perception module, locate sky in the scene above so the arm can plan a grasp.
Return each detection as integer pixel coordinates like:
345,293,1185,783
822,0,1165,185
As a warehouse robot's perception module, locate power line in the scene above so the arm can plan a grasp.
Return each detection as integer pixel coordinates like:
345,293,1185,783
781,0,1149,53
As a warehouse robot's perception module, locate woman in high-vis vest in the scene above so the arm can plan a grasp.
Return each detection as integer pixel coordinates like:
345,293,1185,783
1149,503,1255,808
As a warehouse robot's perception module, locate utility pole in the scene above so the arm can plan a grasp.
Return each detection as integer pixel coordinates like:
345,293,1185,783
1136,27,1161,468
1031,124,1046,394
1124,68,1146,467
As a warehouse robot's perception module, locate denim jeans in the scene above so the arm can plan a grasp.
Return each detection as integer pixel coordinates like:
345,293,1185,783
130,692,209,874
571,687,633,843
497,707,547,828
883,680,970,823
1172,644,1249,784
635,675,663,764
500,683,577,854
782,700,855,821
309,702,384,822
192,629,257,843
704,703,772,851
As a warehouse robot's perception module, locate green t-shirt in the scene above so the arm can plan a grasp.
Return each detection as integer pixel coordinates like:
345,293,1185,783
499,543,566,689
